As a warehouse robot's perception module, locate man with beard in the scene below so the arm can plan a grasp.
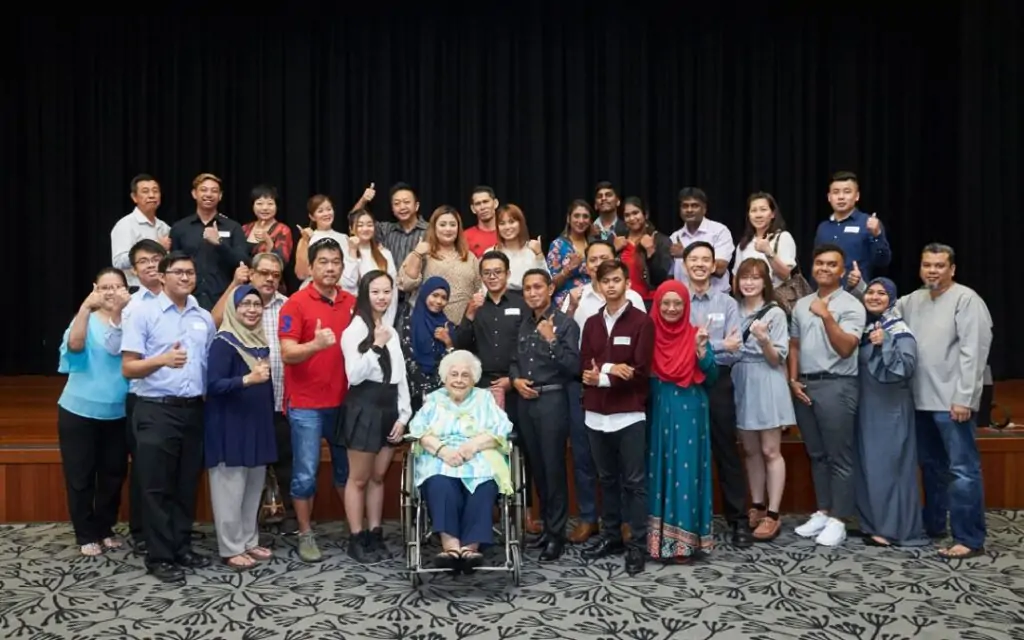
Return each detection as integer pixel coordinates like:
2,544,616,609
464,186,500,258
111,174,172,289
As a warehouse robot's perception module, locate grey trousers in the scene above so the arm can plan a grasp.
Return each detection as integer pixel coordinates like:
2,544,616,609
209,464,266,558
793,376,859,519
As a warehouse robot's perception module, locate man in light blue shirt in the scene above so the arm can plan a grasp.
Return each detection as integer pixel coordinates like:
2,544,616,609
683,241,751,547
121,251,215,584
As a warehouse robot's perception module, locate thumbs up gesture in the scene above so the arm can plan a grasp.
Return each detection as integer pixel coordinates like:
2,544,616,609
164,341,188,368
582,358,601,386
869,321,885,346
528,235,543,255
848,260,862,288
723,327,742,352
203,221,221,245
233,261,250,285
362,182,376,203
866,212,882,237
247,358,271,385
696,319,710,349
312,318,336,350
536,314,556,343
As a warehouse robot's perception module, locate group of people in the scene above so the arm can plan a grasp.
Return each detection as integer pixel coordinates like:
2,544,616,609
53,169,993,584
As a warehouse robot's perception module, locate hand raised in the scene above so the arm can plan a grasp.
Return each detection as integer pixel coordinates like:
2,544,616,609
809,297,829,319
847,261,862,288
164,341,188,368
750,320,769,342
81,284,105,312
313,318,336,350
866,213,882,237
362,182,376,202
233,262,250,286
528,236,543,255
868,321,885,346
374,323,391,347
723,327,742,352
203,222,221,245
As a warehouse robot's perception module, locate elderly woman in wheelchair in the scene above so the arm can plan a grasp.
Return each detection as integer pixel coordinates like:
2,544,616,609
406,349,514,572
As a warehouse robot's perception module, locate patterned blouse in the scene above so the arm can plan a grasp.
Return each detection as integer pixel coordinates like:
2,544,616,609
407,387,513,493
546,235,590,307
242,220,294,265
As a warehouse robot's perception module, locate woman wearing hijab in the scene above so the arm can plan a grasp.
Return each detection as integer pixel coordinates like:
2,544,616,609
647,280,718,562
400,276,455,411
205,284,278,570
856,278,928,548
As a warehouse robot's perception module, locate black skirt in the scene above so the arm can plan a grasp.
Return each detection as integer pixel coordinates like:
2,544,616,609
337,381,400,454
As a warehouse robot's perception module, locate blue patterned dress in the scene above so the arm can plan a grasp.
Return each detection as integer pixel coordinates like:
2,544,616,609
647,347,719,559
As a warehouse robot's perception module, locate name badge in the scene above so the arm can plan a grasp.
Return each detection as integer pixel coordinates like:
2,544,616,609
192,321,206,331
843,226,860,234
613,336,631,346
505,308,520,316
708,313,724,323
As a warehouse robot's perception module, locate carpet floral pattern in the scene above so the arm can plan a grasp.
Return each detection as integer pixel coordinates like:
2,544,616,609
2,512,1023,640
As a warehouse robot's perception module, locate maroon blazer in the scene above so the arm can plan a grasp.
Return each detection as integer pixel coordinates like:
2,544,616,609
580,301,655,416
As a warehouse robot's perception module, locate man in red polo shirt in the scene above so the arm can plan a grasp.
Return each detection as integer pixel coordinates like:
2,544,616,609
279,237,355,563
464,186,499,258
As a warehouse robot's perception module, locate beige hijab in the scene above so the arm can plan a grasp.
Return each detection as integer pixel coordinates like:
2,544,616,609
217,284,269,370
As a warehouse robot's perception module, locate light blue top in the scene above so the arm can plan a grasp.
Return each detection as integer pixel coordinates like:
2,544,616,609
103,287,160,394
120,292,216,398
58,313,129,420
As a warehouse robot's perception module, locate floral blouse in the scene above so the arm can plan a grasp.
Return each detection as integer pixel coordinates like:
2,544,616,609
546,235,590,307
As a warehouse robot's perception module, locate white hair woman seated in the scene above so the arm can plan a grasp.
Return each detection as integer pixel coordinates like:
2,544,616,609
407,349,513,572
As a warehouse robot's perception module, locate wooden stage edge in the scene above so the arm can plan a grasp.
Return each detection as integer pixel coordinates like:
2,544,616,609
1,376,1022,523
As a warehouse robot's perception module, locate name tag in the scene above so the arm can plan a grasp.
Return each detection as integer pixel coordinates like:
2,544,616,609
218,230,231,238
192,321,206,331
505,308,520,316
613,336,631,346
843,226,860,234
708,313,724,323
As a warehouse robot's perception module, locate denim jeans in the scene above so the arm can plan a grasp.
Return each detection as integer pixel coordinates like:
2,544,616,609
566,380,597,523
916,410,986,549
287,405,348,499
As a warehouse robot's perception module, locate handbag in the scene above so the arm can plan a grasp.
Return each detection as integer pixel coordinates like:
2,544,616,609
259,466,285,524
770,234,812,313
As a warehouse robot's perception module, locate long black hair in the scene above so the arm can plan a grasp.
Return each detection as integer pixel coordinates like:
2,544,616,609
355,269,393,353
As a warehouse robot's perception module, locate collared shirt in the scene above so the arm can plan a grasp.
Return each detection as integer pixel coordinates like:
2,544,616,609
121,292,216,398
584,302,649,433
169,213,251,310
788,289,866,377
510,309,580,386
814,208,892,282
560,283,647,347
261,292,288,412
376,219,429,271
689,288,742,367
110,208,171,288
455,289,527,382
669,217,735,294
104,287,161,394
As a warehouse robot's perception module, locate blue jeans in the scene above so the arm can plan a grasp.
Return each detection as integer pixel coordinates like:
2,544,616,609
287,405,348,499
916,411,986,549
566,380,597,523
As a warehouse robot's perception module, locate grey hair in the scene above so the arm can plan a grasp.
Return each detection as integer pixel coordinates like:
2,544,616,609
438,349,482,384
922,243,955,266
252,252,285,270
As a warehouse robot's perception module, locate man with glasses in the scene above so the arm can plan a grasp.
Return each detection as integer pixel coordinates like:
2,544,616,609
121,252,216,583
104,238,167,555
212,252,292,525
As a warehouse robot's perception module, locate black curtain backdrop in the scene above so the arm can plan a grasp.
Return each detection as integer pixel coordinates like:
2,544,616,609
4,5,1021,378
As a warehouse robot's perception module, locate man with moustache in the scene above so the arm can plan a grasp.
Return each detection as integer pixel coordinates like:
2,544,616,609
592,182,628,251
787,244,866,547
104,238,168,555
894,243,992,559
121,252,216,583
681,241,751,547
111,174,172,289
169,173,250,310
512,269,581,561
464,186,500,258
814,171,892,284
669,188,735,295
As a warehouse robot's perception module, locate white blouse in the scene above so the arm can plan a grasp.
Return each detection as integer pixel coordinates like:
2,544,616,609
492,245,548,290
732,230,798,286
340,315,413,425
340,245,399,327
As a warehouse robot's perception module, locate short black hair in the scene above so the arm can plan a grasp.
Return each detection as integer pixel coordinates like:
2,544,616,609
250,184,278,204
596,259,629,281
308,237,343,265
389,182,418,201
678,187,708,206
129,239,167,265
922,242,956,266
829,170,858,186
683,240,715,261
595,181,617,197
812,242,846,262
471,185,496,199
479,250,510,272
585,239,616,258
522,268,552,286
158,251,193,273
130,174,158,193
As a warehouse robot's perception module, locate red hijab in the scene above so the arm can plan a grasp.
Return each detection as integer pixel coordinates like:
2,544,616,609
651,280,705,387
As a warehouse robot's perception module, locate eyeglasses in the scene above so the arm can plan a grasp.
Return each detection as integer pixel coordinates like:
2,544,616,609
253,268,282,280
481,270,506,279
165,269,196,278
96,284,127,293
237,301,264,310
134,256,161,267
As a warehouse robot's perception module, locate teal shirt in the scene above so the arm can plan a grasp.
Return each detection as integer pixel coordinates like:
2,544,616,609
58,314,129,420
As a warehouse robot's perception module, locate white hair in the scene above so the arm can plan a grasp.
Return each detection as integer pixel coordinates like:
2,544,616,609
438,349,482,384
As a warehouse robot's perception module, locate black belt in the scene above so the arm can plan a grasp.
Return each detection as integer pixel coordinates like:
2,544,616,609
138,396,204,407
799,372,855,381
534,384,564,394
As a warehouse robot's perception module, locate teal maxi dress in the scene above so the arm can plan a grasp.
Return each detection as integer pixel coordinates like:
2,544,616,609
647,347,719,560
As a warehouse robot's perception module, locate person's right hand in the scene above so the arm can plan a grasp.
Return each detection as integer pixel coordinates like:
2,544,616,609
164,341,188,368
247,358,271,384
440,448,465,467
790,379,812,406
233,262,250,286
313,319,336,350
414,241,430,256
514,378,538,399
81,284,105,312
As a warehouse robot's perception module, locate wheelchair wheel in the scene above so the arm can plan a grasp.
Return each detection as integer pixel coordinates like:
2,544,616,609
510,544,522,587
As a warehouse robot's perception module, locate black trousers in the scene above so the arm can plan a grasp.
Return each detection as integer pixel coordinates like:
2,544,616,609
587,420,648,550
57,407,128,545
272,412,294,515
517,390,569,539
708,367,747,524
125,393,144,538
133,398,205,566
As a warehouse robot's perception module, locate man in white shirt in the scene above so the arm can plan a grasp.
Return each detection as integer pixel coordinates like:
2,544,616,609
668,188,735,295
111,174,172,289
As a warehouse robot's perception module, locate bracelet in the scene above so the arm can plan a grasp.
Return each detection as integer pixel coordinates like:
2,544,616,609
435,445,446,457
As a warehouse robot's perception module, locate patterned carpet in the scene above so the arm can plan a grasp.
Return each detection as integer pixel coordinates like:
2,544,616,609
2,513,1023,640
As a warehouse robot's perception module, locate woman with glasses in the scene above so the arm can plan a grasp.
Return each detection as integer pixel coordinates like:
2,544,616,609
57,268,132,556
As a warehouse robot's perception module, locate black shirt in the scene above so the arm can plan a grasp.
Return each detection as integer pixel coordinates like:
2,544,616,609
455,290,528,385
510,309,580,387
169,213,250,310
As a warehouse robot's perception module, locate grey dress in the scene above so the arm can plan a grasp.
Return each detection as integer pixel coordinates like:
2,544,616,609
855,326,928,546
732,304,796,431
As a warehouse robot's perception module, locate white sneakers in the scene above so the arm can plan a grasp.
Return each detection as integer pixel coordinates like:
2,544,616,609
795,511,847,547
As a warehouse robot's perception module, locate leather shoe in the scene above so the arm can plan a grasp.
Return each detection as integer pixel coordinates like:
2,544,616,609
176,551,211,569
580,537,625,560
732,522,754,548
568,522,599,544
624,547,645,576
528,533,551,549
147,562,185,583
539,539,564,562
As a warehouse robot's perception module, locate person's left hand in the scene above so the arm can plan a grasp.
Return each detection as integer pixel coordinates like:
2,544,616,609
456,441,477,460
388,421,405,444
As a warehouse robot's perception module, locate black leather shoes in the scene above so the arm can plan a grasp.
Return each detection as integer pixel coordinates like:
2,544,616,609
624,547,645,576
176,551,211,569
539,539,564,562
147,562,185,583
580,537,626,560
732,522,754,548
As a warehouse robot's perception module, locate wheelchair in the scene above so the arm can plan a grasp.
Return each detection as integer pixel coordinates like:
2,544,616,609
400,438,527,587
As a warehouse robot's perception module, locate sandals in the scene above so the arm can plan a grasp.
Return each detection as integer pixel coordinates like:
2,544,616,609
80,543,103,557
223,553,257,571
434,549,462,570
102,537,123,550
246,546,273,561
863,535,892,548
459,548,484,572
938,544,985,560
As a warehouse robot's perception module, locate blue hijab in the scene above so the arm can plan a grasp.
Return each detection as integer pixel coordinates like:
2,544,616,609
863,277,913,343
410,276,452,375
